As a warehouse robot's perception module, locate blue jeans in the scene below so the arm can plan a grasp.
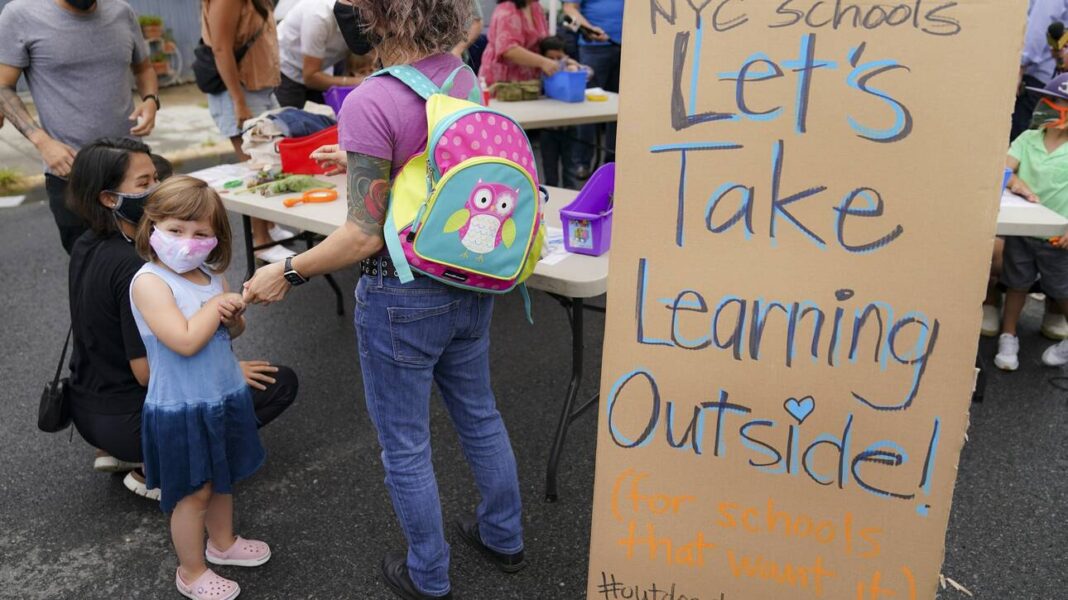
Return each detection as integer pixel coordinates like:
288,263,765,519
539,127,584,189
354,268,524,596
576,44,622,166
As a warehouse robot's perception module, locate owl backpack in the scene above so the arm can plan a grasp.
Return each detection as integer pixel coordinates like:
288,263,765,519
378,64,545,320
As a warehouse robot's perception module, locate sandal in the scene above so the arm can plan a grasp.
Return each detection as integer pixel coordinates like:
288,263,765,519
175,567,240,600
206,536,271,567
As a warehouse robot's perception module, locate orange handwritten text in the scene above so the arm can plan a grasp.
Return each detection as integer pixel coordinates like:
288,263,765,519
726,550,836,597
617,520,716,567
611,468,696,522
716,498,882,558
856,566,917,600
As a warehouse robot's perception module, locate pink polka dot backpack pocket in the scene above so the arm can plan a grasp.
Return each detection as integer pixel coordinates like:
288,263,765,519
377,65,545,320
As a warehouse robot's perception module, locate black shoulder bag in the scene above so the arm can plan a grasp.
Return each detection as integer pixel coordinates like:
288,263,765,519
39,241,101,433
193,24,266,95
38,328,73,432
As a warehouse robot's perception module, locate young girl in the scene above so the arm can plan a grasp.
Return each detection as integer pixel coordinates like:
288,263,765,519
130,176,269,600
996,72,1068,371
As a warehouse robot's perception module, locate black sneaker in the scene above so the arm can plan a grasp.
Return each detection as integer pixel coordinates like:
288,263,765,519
380,551,452,600
455,515,526,573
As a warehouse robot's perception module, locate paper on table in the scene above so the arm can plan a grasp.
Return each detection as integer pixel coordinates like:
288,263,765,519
187,163,257,190
539,226,570,265
1001,191,1043,208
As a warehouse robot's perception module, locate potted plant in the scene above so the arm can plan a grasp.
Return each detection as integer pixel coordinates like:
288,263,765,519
139,15,163,40
162,29,177,54
150,51,169,75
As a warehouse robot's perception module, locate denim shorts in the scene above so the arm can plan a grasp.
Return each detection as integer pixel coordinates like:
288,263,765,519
1002,235,1068,298
207,87,279,138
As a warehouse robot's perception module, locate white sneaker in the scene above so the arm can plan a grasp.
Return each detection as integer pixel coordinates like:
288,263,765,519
994,333,1020,371
1041,312,1068,340
123,471,161,502
254,244,296,263
93,454,140,473
268,225,296,242
981,305,1001,338
1042,339,1068,366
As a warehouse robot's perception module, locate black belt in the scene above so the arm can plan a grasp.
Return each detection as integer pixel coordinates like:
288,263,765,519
360,256,409,279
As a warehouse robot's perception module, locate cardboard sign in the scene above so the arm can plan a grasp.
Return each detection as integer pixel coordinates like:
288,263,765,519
587,2,1026,599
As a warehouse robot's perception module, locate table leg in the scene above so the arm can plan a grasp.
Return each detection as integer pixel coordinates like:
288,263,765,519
973,353,986,403
545,296,603,502
303,236,345,316
242,215,255,281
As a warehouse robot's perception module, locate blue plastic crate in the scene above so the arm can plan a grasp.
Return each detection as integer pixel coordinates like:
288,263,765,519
543,71,586,103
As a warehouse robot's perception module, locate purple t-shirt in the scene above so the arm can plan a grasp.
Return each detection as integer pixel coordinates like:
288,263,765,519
338,54,477,178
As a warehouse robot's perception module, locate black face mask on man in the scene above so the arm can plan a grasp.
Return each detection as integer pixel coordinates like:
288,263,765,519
66,0,97,11
109,187,155,225
333,1,373,55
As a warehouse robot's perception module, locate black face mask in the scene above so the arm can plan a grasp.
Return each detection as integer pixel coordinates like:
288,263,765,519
109,187,154,225
66,0,97,10
333,2,373,55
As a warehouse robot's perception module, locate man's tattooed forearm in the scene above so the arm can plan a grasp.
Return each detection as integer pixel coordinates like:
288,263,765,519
0,86,41,139
346,152,392,237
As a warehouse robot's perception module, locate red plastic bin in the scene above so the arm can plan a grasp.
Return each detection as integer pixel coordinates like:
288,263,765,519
277,125,338,175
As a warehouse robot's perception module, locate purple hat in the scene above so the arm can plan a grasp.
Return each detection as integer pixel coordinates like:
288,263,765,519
1027,72,1068,101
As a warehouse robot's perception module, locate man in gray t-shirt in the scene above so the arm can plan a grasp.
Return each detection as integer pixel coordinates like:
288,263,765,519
0,0,159,254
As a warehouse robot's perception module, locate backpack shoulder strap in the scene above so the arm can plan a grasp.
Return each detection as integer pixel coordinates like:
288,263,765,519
440,64,482,104
383,204,417,283
373,65,440,100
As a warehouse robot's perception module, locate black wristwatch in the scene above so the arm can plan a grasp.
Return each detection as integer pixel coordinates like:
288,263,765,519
142,94,161,110
283,256,308,286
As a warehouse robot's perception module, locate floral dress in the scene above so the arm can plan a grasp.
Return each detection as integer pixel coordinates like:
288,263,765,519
479,2,549,86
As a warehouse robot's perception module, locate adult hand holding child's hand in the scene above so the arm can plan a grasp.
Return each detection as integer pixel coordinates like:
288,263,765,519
243,261,290,305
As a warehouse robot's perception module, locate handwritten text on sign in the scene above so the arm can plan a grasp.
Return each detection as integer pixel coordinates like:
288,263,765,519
587,1,1024,599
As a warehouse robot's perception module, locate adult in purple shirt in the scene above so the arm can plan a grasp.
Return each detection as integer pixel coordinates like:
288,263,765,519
243,1,525,598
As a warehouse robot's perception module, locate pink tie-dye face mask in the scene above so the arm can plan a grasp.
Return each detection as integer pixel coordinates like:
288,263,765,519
149,228,218,274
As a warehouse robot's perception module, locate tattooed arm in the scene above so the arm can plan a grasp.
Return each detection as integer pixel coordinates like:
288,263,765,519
0,64,77,176
243,152,392,304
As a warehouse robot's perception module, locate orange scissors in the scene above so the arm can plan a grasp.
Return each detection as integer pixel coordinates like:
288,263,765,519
283,188,338,208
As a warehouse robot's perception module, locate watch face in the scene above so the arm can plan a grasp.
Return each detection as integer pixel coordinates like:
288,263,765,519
284,272,304,285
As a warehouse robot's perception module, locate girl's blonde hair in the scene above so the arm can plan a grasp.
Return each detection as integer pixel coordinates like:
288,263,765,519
352,0,469,63
135,175,233,272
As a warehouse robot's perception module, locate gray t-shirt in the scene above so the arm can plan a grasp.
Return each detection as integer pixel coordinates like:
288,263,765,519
0,0,149,156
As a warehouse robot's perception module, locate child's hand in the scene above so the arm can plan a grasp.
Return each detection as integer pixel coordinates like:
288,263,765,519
1009,177,1040,203
1058,228,1068,250
217,293,246,327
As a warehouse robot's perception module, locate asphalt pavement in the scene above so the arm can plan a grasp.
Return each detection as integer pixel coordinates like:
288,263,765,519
0,163,1065,599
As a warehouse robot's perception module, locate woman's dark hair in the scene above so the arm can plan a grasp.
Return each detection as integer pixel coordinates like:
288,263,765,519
151,154,174,181
67,137,152,236
498,0,530,7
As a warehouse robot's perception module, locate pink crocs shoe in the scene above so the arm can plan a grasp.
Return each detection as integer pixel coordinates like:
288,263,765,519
206,536,272,567
175,567,240,600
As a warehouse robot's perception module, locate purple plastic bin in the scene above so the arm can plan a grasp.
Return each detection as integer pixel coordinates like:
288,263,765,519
324,85,356,116
561,162,614,256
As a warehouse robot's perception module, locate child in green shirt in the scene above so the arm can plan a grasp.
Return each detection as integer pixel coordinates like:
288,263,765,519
996,72,1068,370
